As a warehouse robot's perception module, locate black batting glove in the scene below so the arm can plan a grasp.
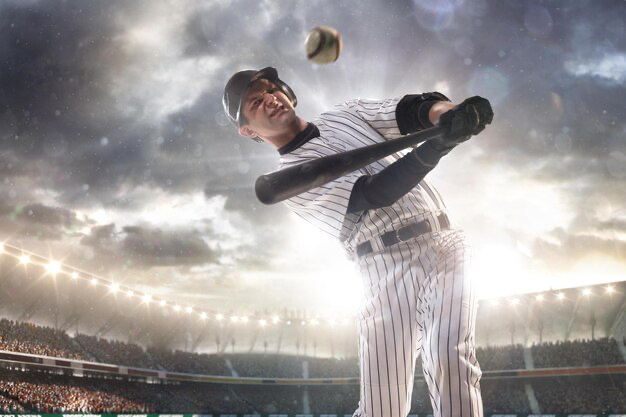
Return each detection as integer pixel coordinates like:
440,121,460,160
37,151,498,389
437,96,493,147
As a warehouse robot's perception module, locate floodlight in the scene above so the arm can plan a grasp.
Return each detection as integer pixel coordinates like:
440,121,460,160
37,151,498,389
46,261,61,275
19,254,30,265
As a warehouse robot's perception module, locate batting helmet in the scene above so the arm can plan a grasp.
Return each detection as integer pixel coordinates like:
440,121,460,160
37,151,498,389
222,67,298,129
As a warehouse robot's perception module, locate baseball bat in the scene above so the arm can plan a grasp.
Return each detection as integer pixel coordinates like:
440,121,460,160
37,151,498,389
255,125,446,205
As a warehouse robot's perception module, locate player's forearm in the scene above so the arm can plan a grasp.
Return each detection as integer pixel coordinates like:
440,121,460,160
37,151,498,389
347,141,447,213
428,101,457,125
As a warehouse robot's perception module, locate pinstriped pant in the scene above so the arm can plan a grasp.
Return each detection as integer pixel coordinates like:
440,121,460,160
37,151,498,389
352,229,482,417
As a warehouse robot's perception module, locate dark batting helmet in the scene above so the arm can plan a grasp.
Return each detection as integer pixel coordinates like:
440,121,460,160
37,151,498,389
222,67,297,129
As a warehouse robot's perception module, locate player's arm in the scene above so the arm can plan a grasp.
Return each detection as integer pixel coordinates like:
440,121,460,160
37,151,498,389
347,96,493,213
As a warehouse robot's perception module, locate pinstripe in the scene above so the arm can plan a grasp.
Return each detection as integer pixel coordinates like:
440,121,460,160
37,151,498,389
279,96,482,417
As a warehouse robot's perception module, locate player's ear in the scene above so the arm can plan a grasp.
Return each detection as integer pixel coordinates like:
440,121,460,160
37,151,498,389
239,125,258,138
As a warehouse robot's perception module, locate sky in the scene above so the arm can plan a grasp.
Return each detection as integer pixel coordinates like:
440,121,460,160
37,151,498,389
0,0,625,319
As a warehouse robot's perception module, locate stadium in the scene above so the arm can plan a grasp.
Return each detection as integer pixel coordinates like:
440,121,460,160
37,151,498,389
1,241,625,415
1,0,625,416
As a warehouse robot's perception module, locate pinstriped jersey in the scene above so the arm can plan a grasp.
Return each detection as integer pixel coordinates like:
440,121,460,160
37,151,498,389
278,97,448,256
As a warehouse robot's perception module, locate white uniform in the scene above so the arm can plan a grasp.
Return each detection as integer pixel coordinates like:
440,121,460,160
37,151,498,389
279,97,483,417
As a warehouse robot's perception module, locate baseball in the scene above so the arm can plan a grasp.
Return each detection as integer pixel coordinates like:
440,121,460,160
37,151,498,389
305,26,342,64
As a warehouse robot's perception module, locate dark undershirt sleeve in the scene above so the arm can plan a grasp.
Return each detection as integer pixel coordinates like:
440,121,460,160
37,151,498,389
347,141,451,213
347,92,453,214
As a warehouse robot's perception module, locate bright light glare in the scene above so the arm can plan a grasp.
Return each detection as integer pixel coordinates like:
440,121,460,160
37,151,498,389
0,243,4,253
231,316,239,322
216,314,224,321
557,292,565,300
19,255,30,265
110,283,120,293
535,294,544,301
71,272,79,280
143,294,152,303
126,290,134,297
259,319,267,327
200,312,207,320
185,306,193,314
272,315,280,324
46,261,61,275
173,305,181,312
241,316,249,323
310,319,319,326
582,288,591,296
159,300,167,307
90,278,98,286
606,285,614,294
510,298,520,305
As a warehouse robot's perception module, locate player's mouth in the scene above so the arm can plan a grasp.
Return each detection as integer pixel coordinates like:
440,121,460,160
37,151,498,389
269,105,286,118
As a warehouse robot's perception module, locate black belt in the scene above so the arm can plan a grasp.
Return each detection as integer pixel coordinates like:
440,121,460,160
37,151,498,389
356,213,450,257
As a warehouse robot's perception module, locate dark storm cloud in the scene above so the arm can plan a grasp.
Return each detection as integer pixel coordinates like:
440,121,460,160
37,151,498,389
81,223,217,268
0,202,84,240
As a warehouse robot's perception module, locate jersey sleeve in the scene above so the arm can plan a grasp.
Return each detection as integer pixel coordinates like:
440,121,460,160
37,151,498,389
342,97,404,141
281,169,363,242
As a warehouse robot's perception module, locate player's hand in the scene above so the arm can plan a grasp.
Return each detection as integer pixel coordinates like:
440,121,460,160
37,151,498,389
437,96,493,146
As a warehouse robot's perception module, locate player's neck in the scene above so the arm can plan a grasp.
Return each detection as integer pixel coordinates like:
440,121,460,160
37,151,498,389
265,117,309,149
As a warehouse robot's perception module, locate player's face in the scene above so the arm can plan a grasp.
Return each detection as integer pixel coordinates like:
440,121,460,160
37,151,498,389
240,79,296,137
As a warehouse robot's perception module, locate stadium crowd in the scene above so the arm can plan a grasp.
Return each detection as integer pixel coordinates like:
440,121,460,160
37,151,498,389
0,318,86,360
0,371,152,413
1,366,625,413
1,318,625,379
531,337,624,368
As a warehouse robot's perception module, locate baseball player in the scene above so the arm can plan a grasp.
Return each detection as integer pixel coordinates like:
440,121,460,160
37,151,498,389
222,67,493,417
